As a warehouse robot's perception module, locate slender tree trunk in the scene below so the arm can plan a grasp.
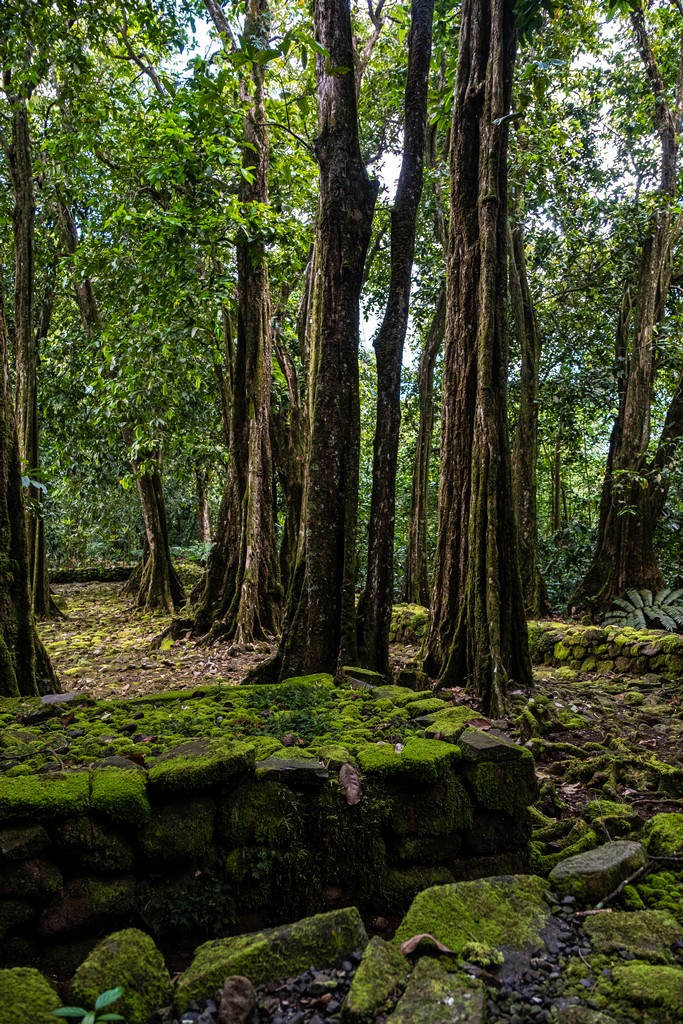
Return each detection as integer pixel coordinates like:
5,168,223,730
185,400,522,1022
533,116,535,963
55,193,184,612
195,464,212,543
356,0,435,676
509,217,546,616
403,283,445,606
571,10,683,614
192,0,280,643
423,0,531,715
6,93,59,619
0,267,59,697
260,0,378,681
272,329,306,597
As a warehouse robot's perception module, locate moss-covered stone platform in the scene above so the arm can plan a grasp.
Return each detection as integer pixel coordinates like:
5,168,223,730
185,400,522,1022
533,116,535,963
528,621,683,678
0,675,535,970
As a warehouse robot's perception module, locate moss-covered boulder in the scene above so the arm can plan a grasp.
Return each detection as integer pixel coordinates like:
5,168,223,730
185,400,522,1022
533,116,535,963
642,813,683,856
388,957,485,1024
90,768,150,826
70,928,172,1024
582,909,681,964
458,729,536,816
549,840,648,903
176,906,368,1010
342,935,408,1022
423,706,483,743
0,772,89,823
393,874,551,958
0,967,60,1024
593,962,683,1021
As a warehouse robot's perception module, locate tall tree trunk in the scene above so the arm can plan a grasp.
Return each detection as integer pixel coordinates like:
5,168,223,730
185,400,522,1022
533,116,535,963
423,0,531,715
6,92,59,619
192,0,280,643
272,326,307,597
356,0,435,676
571,9,683,614
0,268,59,697
403,283,445,606
509,217,545,617
55,193,184,611
259,0,378,681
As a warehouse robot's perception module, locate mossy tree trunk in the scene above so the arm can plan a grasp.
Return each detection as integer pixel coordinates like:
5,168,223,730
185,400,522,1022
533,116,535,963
423,0,531,716
265,0,378,681
571,9,683,616
192,0,280,643
0,267,59,697
403,283,445,608
195,463,212,544
356,0,435,676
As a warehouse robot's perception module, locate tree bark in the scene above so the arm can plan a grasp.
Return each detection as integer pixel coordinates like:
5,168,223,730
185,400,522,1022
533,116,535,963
0,267,59,697
356,0,435,676
55,192,184,612
195,463,212,543
509,217,546,617
192,0,281,643
262,0,378,681
571,9,683,614
423,0,531,715
403,283,445,607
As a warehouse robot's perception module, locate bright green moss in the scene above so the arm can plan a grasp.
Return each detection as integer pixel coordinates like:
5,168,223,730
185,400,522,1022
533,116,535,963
90,768,150,826
70,928,172,1024
0,772,89,823
147,740,255,793
278,673,336,688
370,686,422,707
463,756,535,817
405,698,448,717
356,738,461,783
593,962,683,1018
642,813,683,856
0,967,60,1024
424,705,482,743
583,909,681,964
343,935,408,1023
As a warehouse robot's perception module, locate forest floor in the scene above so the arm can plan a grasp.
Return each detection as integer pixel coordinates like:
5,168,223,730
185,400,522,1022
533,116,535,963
38,571,683,837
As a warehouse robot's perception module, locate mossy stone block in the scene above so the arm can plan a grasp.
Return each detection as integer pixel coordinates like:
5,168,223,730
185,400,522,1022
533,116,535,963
370,686,423,708
388,775,473,836
50,815,135,873
0,858,62,899
279,673,336,688
139,795,215,861
342,666,386,687
0,967,60,1024
394,667,430,692
424,706,483,743
381,865,455,913
343,935,408,1022
0,825,50,862
393,874,551,956
39,876,136,936
0,899,35,940
406,698,449,717
0,772,89,823
217,779,305,848
583,909,681,963
90,768,150,826
357,738,461,784
643,813,683,856
389,957,484,1024
147,739,255,793
549,840,648,903
464,810,530,856
389,833,463,865
461,742,536,816
176,906,368,1009
70,928,172,1024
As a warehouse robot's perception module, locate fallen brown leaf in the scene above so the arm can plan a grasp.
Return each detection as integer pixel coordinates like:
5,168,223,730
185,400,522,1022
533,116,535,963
400,933,454,956
339,763,362,805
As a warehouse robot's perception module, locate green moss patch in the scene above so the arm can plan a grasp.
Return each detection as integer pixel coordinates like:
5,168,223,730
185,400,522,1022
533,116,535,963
642,813,683,856
343,935,408,1022
0,967,60,1024
594,962,683,1019
90,768,150,826
583,909,682,963
0,773,89,823
147,739,255,793
393,874,551,957
356,738,461,783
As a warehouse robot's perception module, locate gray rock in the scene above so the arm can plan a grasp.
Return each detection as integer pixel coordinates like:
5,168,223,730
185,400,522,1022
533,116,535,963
458,729,528,762
255,757,329,785
549,841,648,903
389,958,485,1023
218,976,257,1024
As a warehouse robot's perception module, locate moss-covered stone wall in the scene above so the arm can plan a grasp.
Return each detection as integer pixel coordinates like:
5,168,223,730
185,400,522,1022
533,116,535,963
528,622,683,678
0,692,535,972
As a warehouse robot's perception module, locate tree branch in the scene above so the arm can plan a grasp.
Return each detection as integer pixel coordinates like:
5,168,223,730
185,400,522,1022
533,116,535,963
119,8,168,100
203,0,238,51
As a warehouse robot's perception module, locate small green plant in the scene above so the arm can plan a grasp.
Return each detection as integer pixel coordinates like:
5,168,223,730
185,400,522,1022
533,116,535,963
603,588,683,631
53,987,125,1024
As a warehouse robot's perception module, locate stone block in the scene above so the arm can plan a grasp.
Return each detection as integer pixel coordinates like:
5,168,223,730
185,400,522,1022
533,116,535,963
139,795,215,861
549,840,648,903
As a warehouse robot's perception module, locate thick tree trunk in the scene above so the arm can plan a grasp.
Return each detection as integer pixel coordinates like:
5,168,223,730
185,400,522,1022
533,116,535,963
192,0,280,643
509,218,546,617
403,284,445,607
272,330,306,597
356,0,435,676
0,269,59,697
571,10,683,615
55,193,184,613
263,0,377,681
423,0,531,715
